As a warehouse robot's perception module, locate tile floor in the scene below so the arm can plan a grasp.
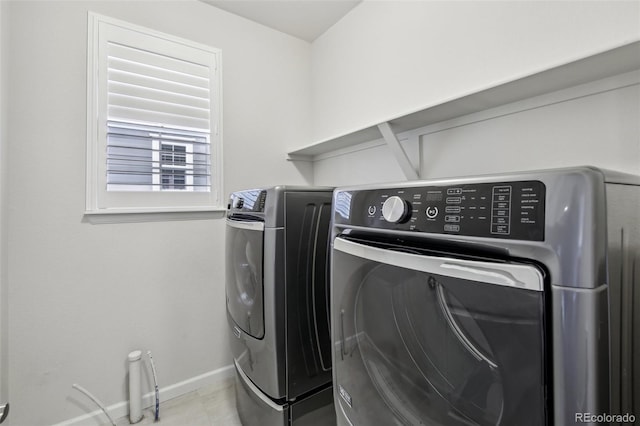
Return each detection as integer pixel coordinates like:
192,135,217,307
114,378,241,426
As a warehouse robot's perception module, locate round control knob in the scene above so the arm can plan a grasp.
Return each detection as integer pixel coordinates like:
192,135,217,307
382,196,410,223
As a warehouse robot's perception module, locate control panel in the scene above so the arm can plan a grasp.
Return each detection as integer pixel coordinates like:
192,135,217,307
335,180,545,241
228,189,267,213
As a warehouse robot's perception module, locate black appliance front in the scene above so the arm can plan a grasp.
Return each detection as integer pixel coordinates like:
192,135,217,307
226,218,265,339
284,192,333,399
332,234,550,426
226,187,335,426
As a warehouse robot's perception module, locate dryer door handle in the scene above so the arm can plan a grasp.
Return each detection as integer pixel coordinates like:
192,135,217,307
439,262,532,289
334,237,544,292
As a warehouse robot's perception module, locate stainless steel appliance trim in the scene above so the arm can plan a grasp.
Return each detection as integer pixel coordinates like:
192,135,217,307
234,360,285,412
226,219,265,231
339,309,346,360
334,237,544,292
311,210,331,372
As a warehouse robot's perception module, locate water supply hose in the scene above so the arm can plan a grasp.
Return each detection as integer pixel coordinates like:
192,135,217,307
147,351,160,421
72,383,117,426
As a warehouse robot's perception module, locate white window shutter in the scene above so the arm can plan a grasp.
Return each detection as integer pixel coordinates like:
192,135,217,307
106,42,211,131
86,13,223,214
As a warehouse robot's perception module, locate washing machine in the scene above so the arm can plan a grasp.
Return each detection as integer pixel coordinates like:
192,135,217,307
226,186,336,426
330,167,639,425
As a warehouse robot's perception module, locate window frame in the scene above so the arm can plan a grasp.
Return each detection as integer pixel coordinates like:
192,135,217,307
85,12,224,220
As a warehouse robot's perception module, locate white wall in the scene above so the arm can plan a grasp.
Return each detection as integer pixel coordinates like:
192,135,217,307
417,80,640,179
313,75,640,186
311,0,640,186
4,1,311,424
311,0,640,143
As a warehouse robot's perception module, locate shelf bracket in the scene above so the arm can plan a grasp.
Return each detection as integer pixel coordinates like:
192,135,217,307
286,154,313,162
377,122,420,180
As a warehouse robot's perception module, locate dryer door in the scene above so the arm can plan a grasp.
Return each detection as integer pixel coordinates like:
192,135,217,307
226,219,265,339
332,237,549,426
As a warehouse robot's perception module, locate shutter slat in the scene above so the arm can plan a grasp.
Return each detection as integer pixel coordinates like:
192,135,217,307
108,56,209,90
108,70,209,99
108,42,210,80
108,134,210,147
108,93,210,120
107,119,209,138
108,81,210,110
108,106,210,131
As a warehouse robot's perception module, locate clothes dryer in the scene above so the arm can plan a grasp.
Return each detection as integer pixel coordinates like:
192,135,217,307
330,167,639,425
226,186,336,426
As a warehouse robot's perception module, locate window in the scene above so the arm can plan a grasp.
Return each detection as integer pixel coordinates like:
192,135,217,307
86,13,223,215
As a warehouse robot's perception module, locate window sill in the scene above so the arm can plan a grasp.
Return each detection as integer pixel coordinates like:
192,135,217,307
83,207,227,224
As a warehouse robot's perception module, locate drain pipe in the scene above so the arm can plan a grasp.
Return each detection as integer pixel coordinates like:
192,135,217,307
128,350,143,423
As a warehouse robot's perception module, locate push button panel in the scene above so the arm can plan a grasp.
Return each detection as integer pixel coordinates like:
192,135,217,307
336,181,545,241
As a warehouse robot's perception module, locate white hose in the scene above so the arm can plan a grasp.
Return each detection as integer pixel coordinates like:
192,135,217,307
72,383,117,426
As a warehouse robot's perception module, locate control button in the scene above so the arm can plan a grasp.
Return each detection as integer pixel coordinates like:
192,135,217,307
445,206,461,214
382,196,410,223
367,205,377,216
447,188,462,195
444,224,460,232
491,185,512,236
234,198,244,209
446,197,461,204
491,224,510,234
445,215,460,223
425,206,438,219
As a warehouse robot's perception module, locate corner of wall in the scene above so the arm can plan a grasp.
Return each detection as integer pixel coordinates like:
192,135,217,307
0,0,9,404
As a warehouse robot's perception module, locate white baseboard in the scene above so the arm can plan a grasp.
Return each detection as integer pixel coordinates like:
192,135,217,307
53,364,235,426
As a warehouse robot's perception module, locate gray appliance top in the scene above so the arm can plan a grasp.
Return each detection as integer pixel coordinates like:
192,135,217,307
333,166,640,193
332,166,640,289
227,185,334,228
